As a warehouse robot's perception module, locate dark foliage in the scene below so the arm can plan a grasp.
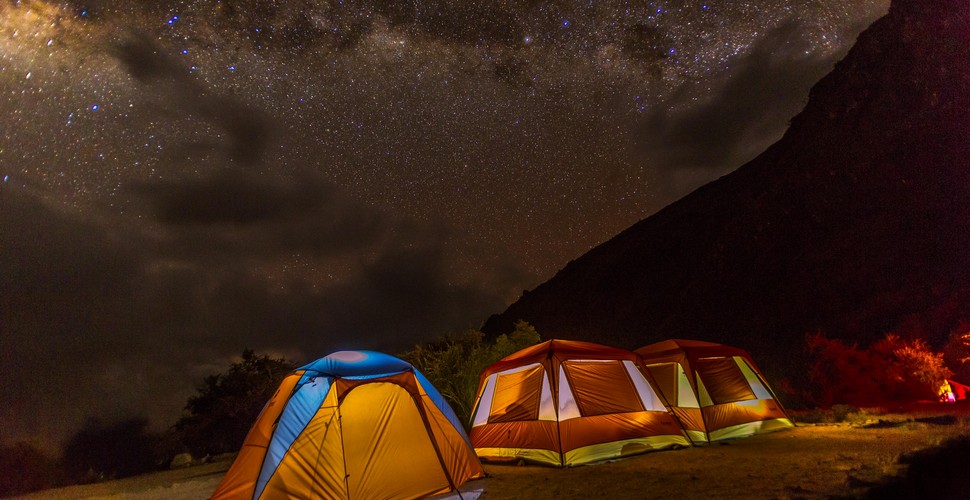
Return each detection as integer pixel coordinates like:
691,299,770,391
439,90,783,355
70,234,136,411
943,323,970,382
402,321,540,427
806,332,951,406
61,417,159,482
0,440,63,497
175,350,296,456
865,435,970,499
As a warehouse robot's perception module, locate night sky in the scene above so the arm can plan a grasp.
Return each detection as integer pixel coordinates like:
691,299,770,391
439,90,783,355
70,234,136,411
1,0,886,445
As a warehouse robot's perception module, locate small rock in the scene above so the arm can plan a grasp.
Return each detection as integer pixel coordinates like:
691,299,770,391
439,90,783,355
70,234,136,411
170,452,194,469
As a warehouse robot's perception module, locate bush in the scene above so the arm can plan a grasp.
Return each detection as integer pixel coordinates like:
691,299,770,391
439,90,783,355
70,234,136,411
175,350,296,456
402,321,541,427
884,335,951,399
806,332,951,406
865,435,970,499
0,440,63,496
806,333,880,406
61,417,160,482
790,404,863,424
943,323,970,382
830,404,861,422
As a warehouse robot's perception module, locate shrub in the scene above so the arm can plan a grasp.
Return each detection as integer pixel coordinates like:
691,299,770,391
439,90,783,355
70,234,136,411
0,440,63,496
402,321,541,427
175,350,295,456
865,435,970,499
61,417,160,482
878,335,951,400
806,333,883,406
943,323,970,382
830,404,861,422
806,332,951,406
790,404,863,424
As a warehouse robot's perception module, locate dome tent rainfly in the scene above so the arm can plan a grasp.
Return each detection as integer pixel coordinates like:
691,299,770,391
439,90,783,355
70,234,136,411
469,339,691,467
211,351,484,500
636,339,793,444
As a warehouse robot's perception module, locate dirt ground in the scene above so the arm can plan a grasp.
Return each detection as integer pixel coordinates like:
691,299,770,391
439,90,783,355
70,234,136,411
481,418,968,499
16,408,970,499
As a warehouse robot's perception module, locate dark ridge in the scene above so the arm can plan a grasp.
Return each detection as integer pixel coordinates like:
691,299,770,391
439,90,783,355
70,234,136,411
482,0,970,381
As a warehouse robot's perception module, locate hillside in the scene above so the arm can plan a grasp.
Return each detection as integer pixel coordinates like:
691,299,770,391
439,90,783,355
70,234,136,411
483,0,970,377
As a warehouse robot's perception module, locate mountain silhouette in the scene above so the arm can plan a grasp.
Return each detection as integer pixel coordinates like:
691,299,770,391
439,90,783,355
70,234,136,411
483,0,970,380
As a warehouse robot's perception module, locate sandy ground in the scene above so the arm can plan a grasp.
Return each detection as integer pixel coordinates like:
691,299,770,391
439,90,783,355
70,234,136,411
15,412,970,499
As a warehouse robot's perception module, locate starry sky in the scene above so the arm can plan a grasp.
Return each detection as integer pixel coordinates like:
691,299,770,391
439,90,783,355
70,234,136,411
1,0,887,445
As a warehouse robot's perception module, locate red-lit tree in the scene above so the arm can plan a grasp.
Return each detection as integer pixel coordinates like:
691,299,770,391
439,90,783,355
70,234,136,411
806,332,951,406
943,323,970,382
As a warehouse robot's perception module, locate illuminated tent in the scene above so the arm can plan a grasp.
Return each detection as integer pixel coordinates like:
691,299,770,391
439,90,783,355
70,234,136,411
469,339,690,467
211,351,484,500
636,339,793,444
947,379,970,401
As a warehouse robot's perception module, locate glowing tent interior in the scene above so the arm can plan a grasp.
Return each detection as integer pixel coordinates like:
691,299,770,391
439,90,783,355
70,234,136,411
636,339,793,444
211,350,484,500
468,339,690,467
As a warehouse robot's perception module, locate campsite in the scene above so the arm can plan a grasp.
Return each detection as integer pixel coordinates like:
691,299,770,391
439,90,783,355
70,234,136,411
4,0,970,498
13,405,970,499
194,338,805,498
10,340,970,499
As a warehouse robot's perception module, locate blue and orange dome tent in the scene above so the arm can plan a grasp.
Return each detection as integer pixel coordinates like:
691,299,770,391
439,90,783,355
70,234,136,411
212,350,484,499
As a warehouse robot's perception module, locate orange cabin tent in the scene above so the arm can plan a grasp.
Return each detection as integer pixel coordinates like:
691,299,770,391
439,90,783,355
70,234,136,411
636,339,793,444
211,350,484,500
468,339,691,467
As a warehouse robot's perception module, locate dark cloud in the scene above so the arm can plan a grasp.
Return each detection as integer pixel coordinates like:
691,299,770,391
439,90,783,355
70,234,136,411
0,174,508,446
638,20,842,175
114,34,270,164
135,170,328,226
376,0,525,46
0,186,146,443
620,23,670,62
0,31,519,445
127,169,388,262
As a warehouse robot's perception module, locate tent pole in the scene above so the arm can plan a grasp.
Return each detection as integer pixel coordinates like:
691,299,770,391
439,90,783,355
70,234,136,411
548,348,565,467
335,390,351,500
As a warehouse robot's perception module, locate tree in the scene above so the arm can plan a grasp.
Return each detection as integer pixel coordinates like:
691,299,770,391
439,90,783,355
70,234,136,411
61,417,159,482
806,332,952,406
175,350,295,456
882,335,951,399
805,333,882,406
943,322,970,382
0,439,63,496
403,320,541,427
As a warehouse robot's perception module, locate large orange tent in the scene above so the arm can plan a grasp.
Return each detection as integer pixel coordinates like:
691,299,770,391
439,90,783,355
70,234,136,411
211,350,484,500
468,339,690,467
636,339,793,444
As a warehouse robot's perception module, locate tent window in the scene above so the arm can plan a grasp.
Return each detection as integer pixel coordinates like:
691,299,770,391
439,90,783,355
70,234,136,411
564,361,644,416
695,358,755,404
646,363,678,406
489,364,543,423
736,357,773,399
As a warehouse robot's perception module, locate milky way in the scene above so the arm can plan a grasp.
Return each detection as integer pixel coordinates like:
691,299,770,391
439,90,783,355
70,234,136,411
1,0,887,443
